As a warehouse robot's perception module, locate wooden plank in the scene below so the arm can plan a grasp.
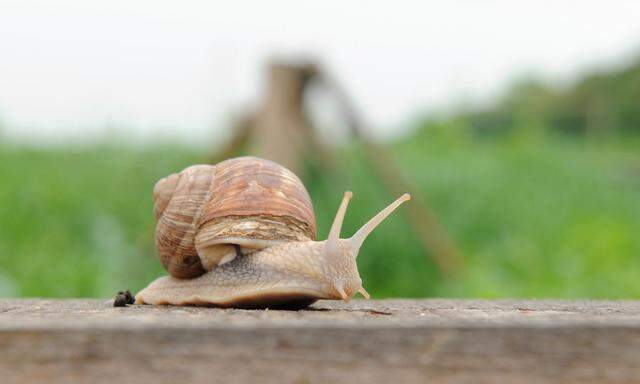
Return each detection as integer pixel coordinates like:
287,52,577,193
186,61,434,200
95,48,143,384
1,299,639,383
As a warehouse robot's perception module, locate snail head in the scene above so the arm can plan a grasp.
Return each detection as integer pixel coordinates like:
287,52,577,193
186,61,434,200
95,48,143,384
323,191,411,302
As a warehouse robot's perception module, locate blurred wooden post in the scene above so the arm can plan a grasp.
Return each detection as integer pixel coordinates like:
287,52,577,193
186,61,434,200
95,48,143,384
317,71,465,276
248,63,312,173
215,62,334,175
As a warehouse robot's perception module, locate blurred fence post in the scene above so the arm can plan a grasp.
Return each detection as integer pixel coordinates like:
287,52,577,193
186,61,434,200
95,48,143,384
317,71,465,277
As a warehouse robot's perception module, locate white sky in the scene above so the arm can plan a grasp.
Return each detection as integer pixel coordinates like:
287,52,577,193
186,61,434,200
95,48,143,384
1,0,639,146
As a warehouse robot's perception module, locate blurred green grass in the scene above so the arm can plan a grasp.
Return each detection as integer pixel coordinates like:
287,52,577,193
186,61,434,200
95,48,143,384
1,133,639,298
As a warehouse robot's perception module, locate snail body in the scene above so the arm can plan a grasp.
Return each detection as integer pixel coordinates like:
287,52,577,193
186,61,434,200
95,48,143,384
136,156,410,308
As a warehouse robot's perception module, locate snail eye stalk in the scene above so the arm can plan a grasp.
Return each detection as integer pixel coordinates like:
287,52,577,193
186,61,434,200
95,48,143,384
325,191,353,257
349,194,411,254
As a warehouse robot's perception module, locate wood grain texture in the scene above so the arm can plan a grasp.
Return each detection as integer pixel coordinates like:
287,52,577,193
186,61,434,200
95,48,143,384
1,299,639,383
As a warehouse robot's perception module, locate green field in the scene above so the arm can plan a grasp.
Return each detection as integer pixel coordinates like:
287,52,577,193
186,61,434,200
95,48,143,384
1,133,639,299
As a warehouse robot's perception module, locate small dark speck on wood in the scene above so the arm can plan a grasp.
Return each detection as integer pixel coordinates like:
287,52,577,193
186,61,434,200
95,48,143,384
113,289,134,307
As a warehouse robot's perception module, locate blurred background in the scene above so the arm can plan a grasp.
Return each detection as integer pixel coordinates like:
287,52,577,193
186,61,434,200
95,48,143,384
1,0,639,299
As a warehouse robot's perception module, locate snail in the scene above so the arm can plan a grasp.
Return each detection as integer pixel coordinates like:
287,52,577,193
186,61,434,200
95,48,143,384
135,156,410,308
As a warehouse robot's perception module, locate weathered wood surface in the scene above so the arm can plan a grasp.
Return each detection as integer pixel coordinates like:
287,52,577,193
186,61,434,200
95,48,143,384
1,299,639,384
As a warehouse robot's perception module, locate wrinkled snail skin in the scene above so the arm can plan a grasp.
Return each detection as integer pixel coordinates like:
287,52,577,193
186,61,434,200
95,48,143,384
137,155,410,308
135,240,362,308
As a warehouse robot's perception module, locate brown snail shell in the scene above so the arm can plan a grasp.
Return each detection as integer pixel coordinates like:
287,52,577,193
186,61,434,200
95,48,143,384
153,156,316,279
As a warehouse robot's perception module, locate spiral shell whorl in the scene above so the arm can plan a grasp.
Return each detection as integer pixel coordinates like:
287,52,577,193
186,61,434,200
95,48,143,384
154,165,215,279
200,157,316,235
153,173,180,220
